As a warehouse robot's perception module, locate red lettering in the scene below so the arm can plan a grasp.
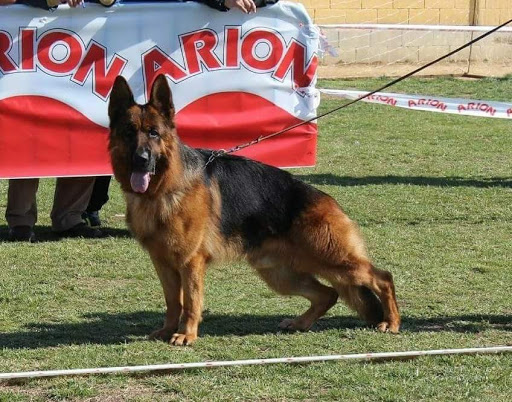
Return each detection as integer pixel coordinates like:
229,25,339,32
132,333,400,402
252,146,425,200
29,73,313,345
485,106,496,116
142,47,187,98
4,26,319,98
242,30,283,71
408,100,417,107
181,29,221,75
21,28,36,71
273,39,317,88
0,31,17,73
37,31,83,74
507,108,512,117
437,102,447,111
459,102,496,115
72,42,127,100
225,27,241,68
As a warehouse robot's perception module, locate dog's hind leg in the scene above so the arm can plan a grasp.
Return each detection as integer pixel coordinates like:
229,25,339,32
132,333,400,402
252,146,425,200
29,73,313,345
336,284,384,327
255,266,338,332
293,198,400,333
326,260,400,333
367,265,400,333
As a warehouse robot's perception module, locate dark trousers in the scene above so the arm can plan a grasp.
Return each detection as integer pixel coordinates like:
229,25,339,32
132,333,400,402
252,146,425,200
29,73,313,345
86,176,112,212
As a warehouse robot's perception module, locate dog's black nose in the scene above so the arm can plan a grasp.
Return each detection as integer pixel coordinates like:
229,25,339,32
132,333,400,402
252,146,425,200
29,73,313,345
133,147,151,169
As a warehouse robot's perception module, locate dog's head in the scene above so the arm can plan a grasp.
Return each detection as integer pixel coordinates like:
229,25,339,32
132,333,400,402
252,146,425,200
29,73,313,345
108,74,179,195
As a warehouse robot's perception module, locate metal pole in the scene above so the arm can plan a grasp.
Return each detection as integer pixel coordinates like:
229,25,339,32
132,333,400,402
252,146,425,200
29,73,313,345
1,346,511,381
466,0,480,75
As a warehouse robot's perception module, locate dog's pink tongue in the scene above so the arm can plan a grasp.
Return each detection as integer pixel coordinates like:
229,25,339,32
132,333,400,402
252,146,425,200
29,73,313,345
130,172,151,193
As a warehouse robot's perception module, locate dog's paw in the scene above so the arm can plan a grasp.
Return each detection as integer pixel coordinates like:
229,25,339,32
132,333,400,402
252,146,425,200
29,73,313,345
388,322,400,334
376,322,388,333
278,318,310,332
376,321,400,334
170,332,197,346
148,327,175,342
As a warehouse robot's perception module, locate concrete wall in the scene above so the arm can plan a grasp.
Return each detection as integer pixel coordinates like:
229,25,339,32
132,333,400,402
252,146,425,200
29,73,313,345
321,26,512,68
294,0,512,26
294,1,512,75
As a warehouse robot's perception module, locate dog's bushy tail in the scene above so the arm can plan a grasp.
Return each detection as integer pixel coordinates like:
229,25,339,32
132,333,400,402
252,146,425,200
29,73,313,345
338,285,384,325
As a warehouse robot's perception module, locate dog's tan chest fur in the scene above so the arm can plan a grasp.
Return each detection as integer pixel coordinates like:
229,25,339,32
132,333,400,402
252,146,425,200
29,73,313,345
124,182,216,266
125,192,176,238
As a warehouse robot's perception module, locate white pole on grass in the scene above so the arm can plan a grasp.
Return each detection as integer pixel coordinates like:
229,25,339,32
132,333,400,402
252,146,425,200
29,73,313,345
0,346,511,381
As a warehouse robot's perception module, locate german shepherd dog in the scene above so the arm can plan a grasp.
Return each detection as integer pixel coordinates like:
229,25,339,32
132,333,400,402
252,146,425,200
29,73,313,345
108,74,400,346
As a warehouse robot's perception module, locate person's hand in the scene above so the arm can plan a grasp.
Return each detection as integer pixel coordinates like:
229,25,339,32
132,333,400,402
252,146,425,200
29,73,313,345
224,0,257,14
0,0,17,5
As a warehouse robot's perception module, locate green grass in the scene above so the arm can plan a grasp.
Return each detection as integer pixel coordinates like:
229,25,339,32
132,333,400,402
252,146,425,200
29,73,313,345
1,76,511,401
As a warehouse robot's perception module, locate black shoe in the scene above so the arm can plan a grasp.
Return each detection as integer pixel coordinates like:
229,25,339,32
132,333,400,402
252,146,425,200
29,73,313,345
82,211,101,228
58,222,103,239
8,226,36,242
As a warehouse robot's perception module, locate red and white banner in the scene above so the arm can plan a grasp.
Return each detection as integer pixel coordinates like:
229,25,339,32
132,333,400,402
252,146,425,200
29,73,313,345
0,2,319,178
320,89,512,119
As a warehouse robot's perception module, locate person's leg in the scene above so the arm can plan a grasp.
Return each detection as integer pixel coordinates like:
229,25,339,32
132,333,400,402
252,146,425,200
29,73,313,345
5,178,39,241
51,177,101,237
83,176,111,227
86,176,111,212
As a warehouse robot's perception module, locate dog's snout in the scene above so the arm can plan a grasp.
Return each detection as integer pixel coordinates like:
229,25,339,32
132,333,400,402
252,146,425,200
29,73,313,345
134,147,150,163
132,147,154,172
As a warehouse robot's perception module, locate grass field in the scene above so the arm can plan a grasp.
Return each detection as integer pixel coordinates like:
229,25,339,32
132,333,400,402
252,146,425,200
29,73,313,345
0,77,511,401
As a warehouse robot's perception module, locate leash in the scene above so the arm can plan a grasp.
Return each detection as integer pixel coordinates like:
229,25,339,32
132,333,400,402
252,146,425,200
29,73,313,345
204,17,512,168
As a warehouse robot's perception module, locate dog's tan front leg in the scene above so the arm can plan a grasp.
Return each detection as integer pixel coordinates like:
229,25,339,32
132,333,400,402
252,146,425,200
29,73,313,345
171,254,206,346
149,258,182,342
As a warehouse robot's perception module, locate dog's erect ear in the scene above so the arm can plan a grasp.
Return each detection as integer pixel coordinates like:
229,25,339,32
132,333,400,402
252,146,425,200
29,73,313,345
108,75,135,125
149,74,174,120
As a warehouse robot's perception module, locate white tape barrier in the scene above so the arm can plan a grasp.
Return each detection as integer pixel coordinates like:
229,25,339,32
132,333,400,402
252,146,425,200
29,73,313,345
320,89,512,119
0,346,511,381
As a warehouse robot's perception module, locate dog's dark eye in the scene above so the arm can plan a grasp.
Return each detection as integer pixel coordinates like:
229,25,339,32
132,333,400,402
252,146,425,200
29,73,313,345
148,129,160,139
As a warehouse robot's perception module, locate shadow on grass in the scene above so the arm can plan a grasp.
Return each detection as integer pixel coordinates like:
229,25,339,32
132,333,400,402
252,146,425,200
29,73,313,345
0,225,132,243
0,311,510,349
295,174,512,188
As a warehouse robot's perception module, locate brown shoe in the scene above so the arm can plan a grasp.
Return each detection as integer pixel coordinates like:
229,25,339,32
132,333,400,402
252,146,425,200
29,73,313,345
8,226,36,242
57,222,103,239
